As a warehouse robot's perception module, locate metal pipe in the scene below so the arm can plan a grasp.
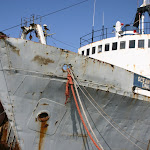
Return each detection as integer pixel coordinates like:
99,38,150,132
142,14,145,34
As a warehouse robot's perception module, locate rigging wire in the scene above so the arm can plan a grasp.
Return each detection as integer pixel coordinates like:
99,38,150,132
81,96,112,150
66,69,102,150
50,37,78,49
0,110,5,116
69,69,145,150
70,69,147,145
83,87,147,146
69,70,104,150
2,0,88,32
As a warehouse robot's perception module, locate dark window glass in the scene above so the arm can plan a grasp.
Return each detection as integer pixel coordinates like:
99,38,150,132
129,40,135,48
98,45,102,53
148,39,150,48
138,40,144,48
87,48,90,56
112,42,117,50
105,44,109,51
82,50,84,55
120,41,126,49
92,47,96,54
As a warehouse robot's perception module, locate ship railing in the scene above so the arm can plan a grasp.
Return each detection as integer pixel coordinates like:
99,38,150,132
80,22,150,47
80,27,114,47
139,22,150,34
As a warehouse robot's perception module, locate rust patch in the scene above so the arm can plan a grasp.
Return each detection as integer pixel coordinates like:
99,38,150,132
110,64,114,68
13,142,20,150
0,121,20,150
0,143,9,150
0,122,8,144
33,55,54,65
0,33,7,39
38,121,48,150
11,48,20,56
41,103,49,106
38,112,49,122
133,64,136,70
0,101,6,126
0,109,20,150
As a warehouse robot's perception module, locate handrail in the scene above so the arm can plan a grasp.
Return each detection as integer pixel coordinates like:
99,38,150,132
80,22,150,47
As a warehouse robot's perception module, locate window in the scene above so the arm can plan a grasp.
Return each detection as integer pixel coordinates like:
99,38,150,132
129,40,135,48
98,45,102,53
120,41,126,49
86,48,90,56
92,47,96,54
105,44,109,51
82,50,84,55
138,40,144,48
112,42,117,50
148,39,150,48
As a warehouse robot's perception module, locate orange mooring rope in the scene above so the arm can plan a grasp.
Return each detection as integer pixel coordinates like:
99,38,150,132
66,69,102,150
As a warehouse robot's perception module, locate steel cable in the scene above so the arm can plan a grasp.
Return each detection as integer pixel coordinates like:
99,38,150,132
69,68,145,150
69,70,104,150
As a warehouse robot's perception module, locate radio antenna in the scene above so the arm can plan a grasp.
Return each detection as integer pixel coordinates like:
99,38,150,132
137,0,139,8
92,0,96,43
102,12,105,39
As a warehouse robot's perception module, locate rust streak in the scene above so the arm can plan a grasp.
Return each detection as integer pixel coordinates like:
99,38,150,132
33,55,54,65
38,121,48,150
0,122,8,144
41,103,49,106
0,121,21,150
0,101,6,126
13,142,20,150
11,48,20,56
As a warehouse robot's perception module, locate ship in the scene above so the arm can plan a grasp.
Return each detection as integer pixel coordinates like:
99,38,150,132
1,0,150,150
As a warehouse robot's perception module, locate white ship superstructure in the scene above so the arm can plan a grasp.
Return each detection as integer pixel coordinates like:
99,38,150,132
79,0,150,77
78,0,150,96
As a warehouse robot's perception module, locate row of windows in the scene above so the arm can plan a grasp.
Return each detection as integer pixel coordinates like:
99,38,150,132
82,39,150,56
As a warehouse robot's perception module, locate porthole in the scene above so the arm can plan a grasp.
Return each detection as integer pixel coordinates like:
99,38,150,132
38,112,49,122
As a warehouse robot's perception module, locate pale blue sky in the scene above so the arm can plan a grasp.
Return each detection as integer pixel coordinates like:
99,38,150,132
0,0,144,52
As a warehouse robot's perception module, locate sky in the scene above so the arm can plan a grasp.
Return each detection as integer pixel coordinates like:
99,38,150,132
0,0,145,52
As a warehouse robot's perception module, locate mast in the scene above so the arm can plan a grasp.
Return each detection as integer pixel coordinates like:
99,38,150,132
92,0,96,43
134,0,150,28
141,14,145,34
102,12,104,39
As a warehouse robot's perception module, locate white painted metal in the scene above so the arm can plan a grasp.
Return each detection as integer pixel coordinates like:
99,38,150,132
79,34,150,77
141,0,150,7
139,13,141,33
36,24,46,45
141,14,145,34
21,24,46,45
78,33,150,96
115,21,122,37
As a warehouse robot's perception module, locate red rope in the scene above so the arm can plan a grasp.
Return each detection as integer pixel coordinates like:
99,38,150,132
67,69,102,150
65,74,73,104
65,79,69,104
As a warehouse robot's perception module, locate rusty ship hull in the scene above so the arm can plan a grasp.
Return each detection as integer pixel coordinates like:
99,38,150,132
0,37,150,150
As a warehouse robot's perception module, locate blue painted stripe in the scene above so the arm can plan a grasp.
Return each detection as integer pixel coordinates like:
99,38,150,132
134,73,150,91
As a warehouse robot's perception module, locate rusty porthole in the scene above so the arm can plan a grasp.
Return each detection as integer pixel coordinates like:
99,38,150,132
62,64,71,72
38,112,49,122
